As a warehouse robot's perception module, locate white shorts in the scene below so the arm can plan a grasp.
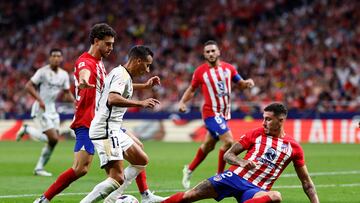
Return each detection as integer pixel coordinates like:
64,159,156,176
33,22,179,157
92,129,134,168
33,113,60,132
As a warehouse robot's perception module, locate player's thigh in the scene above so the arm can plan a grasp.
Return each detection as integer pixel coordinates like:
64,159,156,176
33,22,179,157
252,190,282,202
93,136,125,169
218,130,234,148
184,179,218,201
202,132,218,150
124,142,148,166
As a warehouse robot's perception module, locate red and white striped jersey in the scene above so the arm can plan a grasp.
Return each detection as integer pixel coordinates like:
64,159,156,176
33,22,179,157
70,52,107,129
191,61,238,120
229,128,305,190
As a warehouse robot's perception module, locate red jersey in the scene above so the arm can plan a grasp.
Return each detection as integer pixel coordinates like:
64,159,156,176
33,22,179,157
70,52,107,129
191,61,238,120
229,128,305,190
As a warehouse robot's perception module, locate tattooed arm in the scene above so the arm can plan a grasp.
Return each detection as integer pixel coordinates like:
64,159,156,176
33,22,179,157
224,142,256,170
295,165,320,203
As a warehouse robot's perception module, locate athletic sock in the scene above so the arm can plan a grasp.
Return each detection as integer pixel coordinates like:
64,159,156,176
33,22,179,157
244,195,272,203
80,177,120,203
27,126,48,142
217,149,226,174
35,144,54,170
188,148,206,171
44,168,78,200
136,170,148,193
162,192,185,203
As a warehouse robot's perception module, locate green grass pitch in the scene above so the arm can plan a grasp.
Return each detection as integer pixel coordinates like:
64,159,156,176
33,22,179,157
0,141,359,202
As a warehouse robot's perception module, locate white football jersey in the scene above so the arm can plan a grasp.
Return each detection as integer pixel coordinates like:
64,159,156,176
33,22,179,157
30,65,70,117
90,65,133,139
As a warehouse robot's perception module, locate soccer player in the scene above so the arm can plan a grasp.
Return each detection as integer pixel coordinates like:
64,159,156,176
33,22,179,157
34,23,117,203
16,48,74,176
80,45,163,203
179,40,254,189
163,103,320,203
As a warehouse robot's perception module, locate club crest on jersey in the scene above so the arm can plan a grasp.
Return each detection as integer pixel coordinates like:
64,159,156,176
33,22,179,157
265,147,277,161
281,143,289,153
213,175,222,181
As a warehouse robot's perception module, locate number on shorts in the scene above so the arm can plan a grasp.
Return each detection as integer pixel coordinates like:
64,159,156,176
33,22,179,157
220,171,233,179
110,136,119,148
215,116,223,124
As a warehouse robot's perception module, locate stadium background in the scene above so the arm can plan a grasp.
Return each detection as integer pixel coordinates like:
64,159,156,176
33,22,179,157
0,0,359,202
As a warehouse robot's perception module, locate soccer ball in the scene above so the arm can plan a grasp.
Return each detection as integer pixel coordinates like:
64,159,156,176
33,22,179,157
115,194,139,203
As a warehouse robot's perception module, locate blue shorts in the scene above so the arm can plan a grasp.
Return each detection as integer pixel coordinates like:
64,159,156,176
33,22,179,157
204,116,229,139
73,127,95,155
208,170,265,202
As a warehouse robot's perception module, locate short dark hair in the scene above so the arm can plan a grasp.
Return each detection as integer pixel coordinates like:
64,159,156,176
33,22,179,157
49,48,62,55
128,45,153,61
264,103,288,117
204,40,218,47
89,23,117,44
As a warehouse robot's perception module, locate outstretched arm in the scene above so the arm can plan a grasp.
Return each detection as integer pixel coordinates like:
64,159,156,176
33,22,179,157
236,78,255,90
295,165,319,203
224,142,256,169
178,86,196,113
133,76,161,90
25,81,45,110
107,92,160,108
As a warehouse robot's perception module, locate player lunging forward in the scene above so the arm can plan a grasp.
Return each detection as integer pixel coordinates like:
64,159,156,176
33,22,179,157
163,103,319,203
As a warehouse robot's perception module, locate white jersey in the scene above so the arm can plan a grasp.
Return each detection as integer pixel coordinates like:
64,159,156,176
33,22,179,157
30,65,70,117
90,65,133,139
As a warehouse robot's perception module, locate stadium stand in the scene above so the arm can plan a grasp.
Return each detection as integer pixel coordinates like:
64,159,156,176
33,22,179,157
0,0,359,118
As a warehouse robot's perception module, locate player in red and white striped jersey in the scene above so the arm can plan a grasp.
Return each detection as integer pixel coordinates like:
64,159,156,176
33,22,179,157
179,40,254,189
163,103,319,203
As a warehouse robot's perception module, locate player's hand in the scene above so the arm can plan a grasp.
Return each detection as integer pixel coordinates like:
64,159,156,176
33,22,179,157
240,160,256,170
145,76,161,88
244,79,255,89
39,100,46,110
79,79,95,89
140,98,160,109
178,102,187,113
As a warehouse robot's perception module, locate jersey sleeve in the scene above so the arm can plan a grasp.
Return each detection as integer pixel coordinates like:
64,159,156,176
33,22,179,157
238,130,256,149
109,69,130,95
191,68,201,89
229,65,243,83
30,69,44,85
76,59,92,72
292,142,305,168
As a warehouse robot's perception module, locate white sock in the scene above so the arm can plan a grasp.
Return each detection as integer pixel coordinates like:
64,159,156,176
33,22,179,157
80,177,121,203
27,126,48,142
34,144,54,170
104,165,145,203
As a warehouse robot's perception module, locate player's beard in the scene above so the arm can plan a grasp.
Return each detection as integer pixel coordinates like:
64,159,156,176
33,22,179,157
206,56,218,66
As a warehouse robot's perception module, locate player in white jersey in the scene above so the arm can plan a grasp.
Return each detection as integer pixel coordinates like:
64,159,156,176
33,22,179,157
16,48,75,176
81,45,160,203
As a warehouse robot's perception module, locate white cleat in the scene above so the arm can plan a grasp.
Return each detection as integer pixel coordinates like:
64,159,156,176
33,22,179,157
16,124,28,141
34,169,52,177
33,195,50,203
141,190,167,203
182,165,192,190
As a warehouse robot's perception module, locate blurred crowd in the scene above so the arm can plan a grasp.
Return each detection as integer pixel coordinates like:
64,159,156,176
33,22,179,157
0,0,359,118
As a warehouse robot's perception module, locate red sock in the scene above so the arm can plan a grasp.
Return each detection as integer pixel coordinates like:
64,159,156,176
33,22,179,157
43,168,78,200
188,148,206,171
136,170,148,193
217,149,226,174
162,192,185,203
244,195,272,203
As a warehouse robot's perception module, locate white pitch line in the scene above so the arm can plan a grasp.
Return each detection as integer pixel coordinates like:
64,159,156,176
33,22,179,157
282,170,360,177
1,170,360,199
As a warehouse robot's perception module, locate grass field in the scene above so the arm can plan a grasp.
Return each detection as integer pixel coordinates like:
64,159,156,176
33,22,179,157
0,141,359,203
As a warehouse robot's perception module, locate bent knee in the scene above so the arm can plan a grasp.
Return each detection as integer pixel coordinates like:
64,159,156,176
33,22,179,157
269,191,282,202
112,174,125,185
73,166,89,177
